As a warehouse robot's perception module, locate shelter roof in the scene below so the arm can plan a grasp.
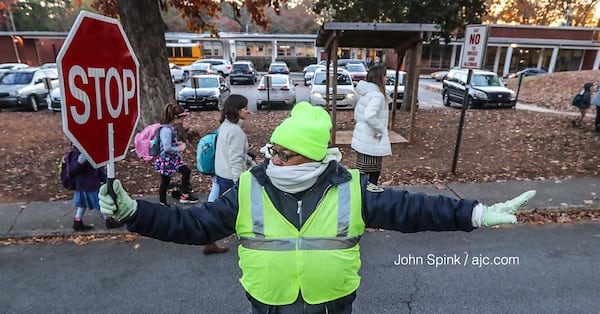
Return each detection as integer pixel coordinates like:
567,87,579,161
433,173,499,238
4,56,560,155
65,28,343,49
316,22,441,50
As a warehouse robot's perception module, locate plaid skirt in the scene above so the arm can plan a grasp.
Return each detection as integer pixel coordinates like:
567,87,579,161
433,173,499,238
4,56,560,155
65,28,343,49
356,152,382,173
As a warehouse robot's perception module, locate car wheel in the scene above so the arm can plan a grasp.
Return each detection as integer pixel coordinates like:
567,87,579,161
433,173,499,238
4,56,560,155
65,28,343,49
442,90,451,107
257,102,262,111
28,95,39,112
468,97,480,109
230,79,235,85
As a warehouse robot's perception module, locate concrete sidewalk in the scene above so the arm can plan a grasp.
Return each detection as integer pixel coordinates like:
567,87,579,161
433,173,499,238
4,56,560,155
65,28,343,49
1,177,598,240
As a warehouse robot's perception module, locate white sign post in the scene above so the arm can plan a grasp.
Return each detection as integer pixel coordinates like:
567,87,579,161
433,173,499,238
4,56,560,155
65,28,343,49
460,25,488,69
453,25,489,173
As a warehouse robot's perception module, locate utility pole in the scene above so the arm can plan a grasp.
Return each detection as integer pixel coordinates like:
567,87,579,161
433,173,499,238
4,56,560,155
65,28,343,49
8,8,22,63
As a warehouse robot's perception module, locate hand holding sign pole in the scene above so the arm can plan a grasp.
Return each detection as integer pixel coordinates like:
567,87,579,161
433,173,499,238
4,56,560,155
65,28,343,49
57,11,140,212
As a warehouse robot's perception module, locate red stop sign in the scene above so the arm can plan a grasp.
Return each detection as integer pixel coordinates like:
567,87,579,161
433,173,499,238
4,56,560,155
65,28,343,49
57,11,140,168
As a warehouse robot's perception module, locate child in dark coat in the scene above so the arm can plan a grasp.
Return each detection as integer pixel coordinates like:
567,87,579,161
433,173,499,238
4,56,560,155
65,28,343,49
67,145,122,231
572,82,593,127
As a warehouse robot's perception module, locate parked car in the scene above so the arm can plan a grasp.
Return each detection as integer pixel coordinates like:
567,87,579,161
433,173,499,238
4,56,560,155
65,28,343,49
169,63,186,82
385,70,406,109
309,68,356,109
0,67,58,111
46,86,61,113
176,75,230,111
303,64,325,86
229,60,257,85
319,59,369,69
507,67,547,79
0,63,29,77
193,58,232,77
268,61,290,75
186,63,213,77
40,63,57,69
442,68,517,109
344,63,368,85
430,70,448,81
256,74,297,110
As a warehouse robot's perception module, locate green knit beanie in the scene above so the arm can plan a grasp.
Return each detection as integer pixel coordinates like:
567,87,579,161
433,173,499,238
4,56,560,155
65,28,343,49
270,102,332,161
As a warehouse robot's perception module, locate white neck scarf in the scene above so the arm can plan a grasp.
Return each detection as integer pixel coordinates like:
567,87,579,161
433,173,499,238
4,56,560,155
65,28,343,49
264,146,343,194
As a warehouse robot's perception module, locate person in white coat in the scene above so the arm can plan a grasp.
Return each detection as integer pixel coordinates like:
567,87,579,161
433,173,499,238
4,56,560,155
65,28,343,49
351,65,391,185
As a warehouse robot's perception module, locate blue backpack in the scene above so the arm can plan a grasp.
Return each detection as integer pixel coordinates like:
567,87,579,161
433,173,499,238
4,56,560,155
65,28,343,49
197,129,219,175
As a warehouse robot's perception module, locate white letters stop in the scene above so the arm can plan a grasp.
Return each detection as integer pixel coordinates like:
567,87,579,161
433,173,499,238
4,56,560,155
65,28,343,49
68,65,136,124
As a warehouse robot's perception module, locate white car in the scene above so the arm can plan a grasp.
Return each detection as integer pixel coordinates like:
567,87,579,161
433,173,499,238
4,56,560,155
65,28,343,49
46,86,61,112
256,74,297,110
309,69,356,109
169,63,186,82
0,63,29,77
385,70,406,109
192,59,232,77
303,64,325,86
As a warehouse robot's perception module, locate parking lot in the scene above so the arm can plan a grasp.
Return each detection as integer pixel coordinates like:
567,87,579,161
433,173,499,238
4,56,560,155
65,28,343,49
175,72,445,112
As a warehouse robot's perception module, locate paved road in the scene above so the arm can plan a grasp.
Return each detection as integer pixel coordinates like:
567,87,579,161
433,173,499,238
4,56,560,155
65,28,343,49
2,223,599,313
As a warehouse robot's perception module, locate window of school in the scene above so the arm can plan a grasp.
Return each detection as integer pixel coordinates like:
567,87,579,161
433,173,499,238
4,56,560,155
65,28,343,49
236,42,270,56
278,42,293,56
202,41,222,57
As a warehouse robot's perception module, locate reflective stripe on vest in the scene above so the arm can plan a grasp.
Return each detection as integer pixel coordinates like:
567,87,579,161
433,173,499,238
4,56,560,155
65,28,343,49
240,174,358,250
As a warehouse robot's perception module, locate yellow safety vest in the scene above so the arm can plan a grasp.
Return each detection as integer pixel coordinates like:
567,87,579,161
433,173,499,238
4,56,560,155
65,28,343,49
236,169,365,305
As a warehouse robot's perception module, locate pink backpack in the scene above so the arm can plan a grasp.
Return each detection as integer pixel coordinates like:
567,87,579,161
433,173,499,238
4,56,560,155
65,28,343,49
134,123,161,160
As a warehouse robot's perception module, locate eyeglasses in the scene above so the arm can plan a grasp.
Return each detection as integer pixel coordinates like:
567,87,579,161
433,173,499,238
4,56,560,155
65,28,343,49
268,145,300,162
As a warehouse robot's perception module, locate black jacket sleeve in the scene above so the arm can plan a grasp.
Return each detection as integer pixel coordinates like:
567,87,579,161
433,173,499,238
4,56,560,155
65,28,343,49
125,187,240,245
360,175,477,233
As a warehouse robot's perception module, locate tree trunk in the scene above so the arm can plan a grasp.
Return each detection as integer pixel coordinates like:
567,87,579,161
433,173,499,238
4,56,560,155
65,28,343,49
116,0,173,129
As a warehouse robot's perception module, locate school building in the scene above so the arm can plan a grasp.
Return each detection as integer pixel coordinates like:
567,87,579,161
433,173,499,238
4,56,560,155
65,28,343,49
2,24,600,76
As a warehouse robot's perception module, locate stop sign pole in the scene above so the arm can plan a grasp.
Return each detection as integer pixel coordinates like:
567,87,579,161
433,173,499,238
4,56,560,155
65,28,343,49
57,11,140,203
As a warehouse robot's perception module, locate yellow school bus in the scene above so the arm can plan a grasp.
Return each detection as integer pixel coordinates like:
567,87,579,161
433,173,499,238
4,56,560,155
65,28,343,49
166,43,202,66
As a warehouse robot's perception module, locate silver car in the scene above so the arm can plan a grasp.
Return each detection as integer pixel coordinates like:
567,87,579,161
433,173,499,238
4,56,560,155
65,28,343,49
0,67,58,111
256,74,297,110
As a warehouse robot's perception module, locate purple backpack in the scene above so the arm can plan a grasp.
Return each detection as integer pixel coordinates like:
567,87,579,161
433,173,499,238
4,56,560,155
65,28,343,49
58,150,77,190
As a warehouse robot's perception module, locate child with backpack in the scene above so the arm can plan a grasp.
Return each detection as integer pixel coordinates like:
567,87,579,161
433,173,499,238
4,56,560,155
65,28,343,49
154,103,198,206
66,145,122,231
571,82,593,127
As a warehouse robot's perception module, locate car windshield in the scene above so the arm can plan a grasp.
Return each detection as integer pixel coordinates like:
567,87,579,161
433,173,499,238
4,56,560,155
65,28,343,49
186,77,219,88
313,72,352,85
262,76,287,86
271,65,287,71
0,72,33,85
471,74,503,87
233,64,249,70
345,64,366,72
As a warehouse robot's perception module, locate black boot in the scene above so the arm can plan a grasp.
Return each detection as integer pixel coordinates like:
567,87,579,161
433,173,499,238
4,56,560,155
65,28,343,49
73,220,93,232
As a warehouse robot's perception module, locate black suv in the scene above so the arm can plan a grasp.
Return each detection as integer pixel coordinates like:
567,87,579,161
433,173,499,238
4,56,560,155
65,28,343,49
229,61,257,85
442,68,517,109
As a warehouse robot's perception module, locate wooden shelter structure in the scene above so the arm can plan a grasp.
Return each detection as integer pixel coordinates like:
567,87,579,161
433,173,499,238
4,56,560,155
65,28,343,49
316,22,441,144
